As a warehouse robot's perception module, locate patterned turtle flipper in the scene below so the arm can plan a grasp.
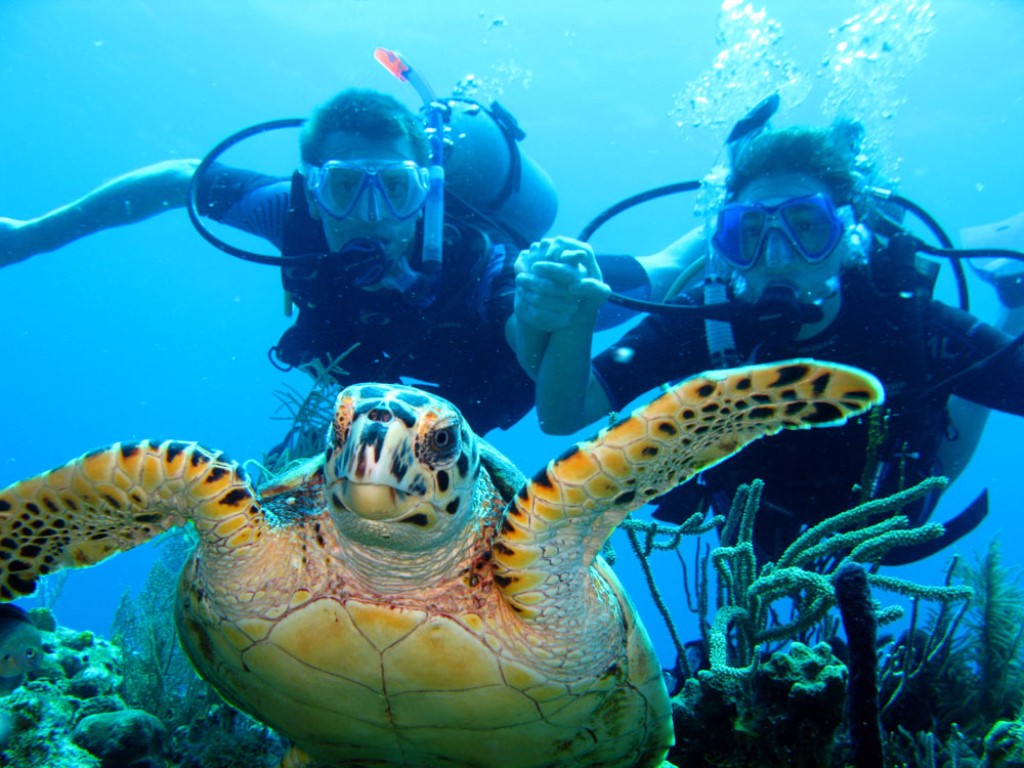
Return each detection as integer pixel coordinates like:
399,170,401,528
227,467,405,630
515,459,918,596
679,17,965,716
492,359,883,621
0,439,263,601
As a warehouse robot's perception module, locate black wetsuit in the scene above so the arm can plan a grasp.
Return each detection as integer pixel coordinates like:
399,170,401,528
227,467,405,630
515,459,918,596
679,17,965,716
196,167,535,434
592,269,1024,560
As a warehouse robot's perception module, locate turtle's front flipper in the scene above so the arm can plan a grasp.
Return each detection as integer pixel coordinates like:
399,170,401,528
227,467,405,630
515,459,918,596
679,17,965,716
493,360,883,619
0,439,261,600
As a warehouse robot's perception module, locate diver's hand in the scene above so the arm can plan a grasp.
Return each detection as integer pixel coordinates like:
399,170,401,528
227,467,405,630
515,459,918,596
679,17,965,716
514,237,610,333
0,218,36,268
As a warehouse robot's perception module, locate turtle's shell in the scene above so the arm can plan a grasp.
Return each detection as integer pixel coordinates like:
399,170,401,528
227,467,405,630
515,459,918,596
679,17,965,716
174,439,671,768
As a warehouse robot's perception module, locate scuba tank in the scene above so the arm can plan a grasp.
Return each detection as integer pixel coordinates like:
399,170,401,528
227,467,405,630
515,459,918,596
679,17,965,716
442,98,557,247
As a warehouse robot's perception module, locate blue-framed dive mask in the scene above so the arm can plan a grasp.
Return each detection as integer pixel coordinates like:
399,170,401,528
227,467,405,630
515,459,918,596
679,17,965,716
712,193,845,270
304,159,431,222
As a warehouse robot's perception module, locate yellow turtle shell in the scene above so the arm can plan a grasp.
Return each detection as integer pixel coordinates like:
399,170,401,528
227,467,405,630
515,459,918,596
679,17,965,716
0,361,884,768
176,516,670,767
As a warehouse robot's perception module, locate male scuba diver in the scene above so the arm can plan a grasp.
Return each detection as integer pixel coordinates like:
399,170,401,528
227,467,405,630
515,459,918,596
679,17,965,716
0,81,560,437
513,118,1024,564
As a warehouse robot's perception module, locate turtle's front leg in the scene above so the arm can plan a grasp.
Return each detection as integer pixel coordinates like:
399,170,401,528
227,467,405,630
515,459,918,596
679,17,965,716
0,439,262,600
492,360,883,620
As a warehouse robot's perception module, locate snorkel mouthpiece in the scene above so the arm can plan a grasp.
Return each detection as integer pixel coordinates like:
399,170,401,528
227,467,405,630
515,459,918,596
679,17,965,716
375,47,446,306
339,238,389,287
748,283,825,343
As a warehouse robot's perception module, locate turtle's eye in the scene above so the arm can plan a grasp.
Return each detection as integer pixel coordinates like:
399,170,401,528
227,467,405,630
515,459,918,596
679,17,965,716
429,425,460,458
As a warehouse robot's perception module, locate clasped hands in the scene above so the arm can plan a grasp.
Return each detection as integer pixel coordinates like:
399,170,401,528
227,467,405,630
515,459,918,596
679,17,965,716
514,236,610,333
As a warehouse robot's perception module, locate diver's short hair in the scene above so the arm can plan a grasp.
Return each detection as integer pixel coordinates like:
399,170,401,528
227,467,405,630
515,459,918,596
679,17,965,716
726,121,870,208
300,88,430,166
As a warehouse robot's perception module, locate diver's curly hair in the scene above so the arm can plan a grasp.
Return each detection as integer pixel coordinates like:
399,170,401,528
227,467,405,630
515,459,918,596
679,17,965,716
726,120,873,211
300,88,430,167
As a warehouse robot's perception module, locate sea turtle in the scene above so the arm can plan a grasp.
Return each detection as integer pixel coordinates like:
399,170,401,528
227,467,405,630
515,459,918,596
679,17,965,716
0,359,881,768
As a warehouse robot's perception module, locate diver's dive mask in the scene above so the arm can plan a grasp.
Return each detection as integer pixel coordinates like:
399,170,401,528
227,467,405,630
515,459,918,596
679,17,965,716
304,159,431,222
712,193,845,270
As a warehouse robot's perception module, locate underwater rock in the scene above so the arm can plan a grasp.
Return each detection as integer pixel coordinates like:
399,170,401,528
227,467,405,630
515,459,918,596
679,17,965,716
0,680,100,767
69,666,120,700
0,607,284,767
73,709,165,767
49,627,121,686
165,703,284,768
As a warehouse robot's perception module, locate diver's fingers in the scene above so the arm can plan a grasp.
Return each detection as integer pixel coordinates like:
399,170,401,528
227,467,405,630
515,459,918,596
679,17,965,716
530,261,593,286
546,235,592,254
519,237,595,271
515,241,552,273
573,247,603,281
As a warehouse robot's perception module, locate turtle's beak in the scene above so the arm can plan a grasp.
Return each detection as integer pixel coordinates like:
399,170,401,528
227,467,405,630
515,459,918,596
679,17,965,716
335,480,406,521
327,415,431,522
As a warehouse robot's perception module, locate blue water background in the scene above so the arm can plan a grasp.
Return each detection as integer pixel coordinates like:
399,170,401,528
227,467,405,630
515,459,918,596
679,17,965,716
1,0,1022,671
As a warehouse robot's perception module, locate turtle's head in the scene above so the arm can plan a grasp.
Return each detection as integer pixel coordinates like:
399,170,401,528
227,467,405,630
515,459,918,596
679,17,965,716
324,383,482,553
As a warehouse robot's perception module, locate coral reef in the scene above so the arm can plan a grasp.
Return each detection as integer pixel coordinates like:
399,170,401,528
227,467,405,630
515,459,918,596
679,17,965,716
0,613,121,767
624,478,983,767
110,527,284,767
879,539,1024,765
984,718,1024,768
0,528,284,767
0,604,282,768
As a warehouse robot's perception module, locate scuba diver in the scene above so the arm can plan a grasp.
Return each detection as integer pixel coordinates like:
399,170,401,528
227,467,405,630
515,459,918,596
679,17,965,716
513,114,1024,564
0,63,564,437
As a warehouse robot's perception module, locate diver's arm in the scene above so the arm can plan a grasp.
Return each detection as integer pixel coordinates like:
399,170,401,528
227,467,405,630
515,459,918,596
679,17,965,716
929,301,1024,413
534,318,613,435
0,159,198,267
508,313,551,380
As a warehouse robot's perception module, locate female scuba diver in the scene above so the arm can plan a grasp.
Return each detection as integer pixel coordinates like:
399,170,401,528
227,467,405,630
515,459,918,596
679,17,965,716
512,114,1024,564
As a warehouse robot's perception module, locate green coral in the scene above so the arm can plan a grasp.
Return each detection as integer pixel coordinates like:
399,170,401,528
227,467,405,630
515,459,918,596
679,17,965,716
0,681,100,768
963,541,1024,733
112,528,214,730
700,477,969,690
621,476,977,767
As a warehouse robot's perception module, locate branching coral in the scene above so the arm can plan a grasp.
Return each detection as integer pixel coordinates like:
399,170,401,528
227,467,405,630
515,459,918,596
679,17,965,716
699,476,971,691
621,510,723,678
918,539,1024,747
619,475,975,767
248,347,356,481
